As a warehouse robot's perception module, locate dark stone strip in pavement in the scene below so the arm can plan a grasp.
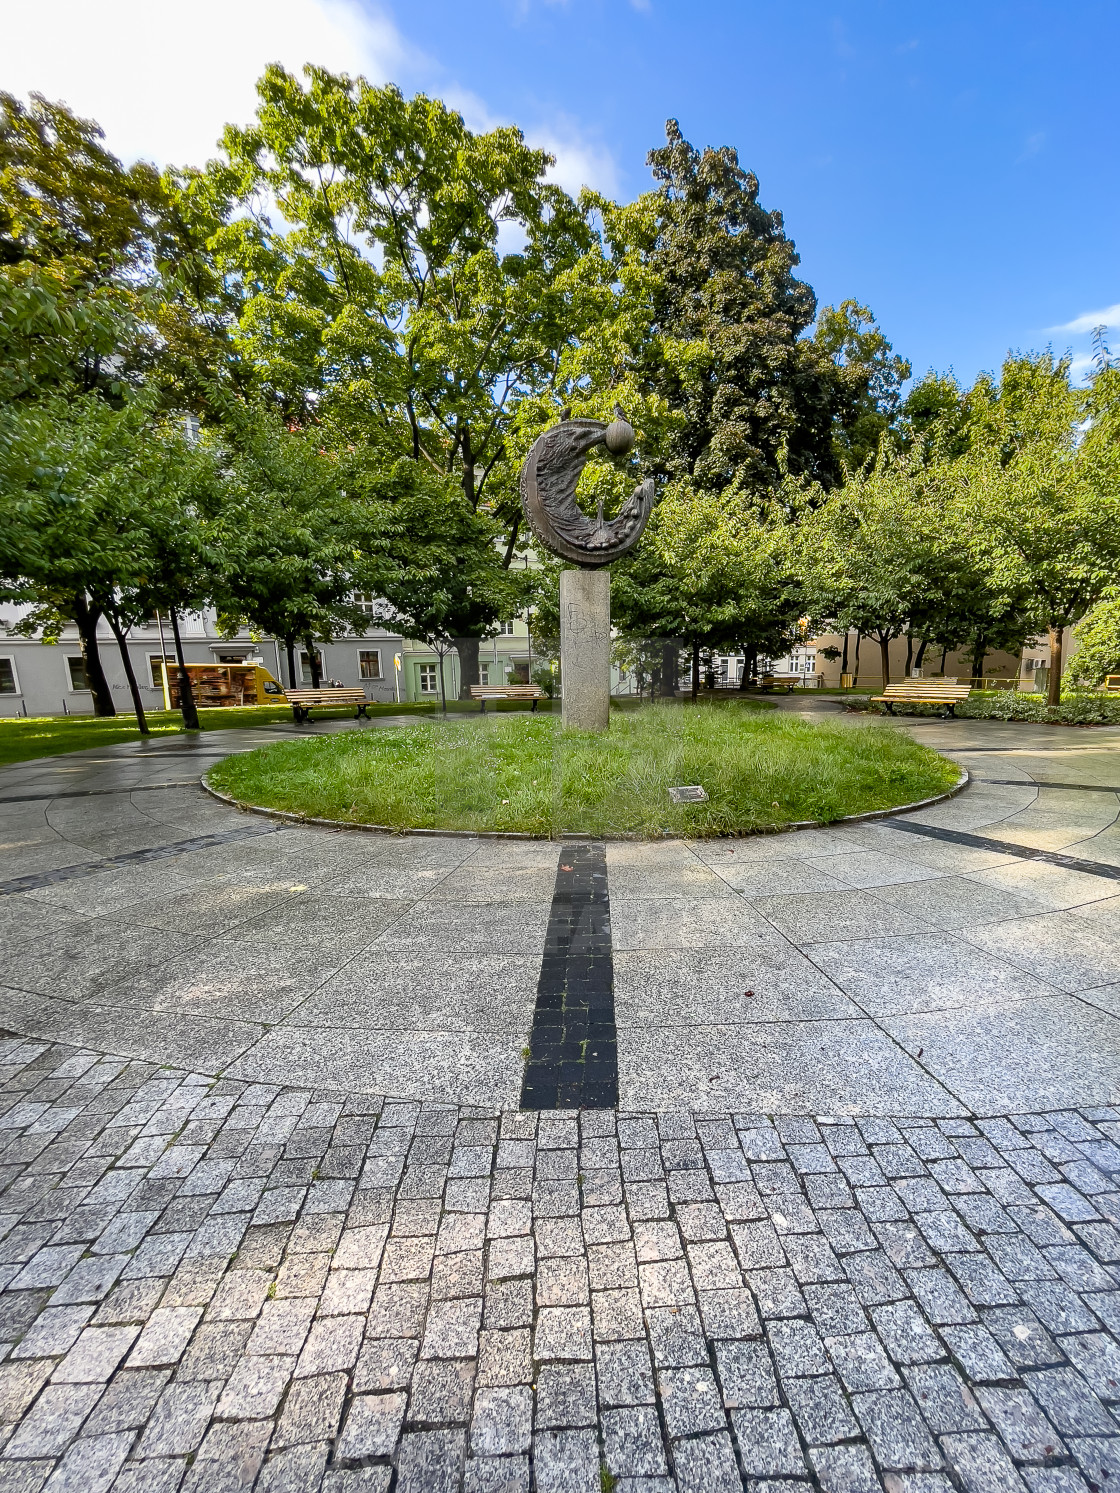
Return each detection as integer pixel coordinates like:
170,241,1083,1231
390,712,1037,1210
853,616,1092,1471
0,823,281,897
122,749,243,757
888,819,1120,881
0,783,202,803
520,841,618,1111
976,778,1120,794
933,743,1103,751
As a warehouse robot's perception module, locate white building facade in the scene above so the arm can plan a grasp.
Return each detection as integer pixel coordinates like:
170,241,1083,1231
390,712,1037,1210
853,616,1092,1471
0,604,540,717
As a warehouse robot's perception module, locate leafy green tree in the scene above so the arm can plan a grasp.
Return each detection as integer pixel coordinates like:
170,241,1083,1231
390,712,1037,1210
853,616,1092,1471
957,353,1120,705
167,69,592,690
0,392,206,725
896,371,973,462
799,468,923,688
812,300,911,472
635,121,822,492
613,485,798,698
1068,592,1120,687
363,456,529,702
203,408,376,690
0,93,165,401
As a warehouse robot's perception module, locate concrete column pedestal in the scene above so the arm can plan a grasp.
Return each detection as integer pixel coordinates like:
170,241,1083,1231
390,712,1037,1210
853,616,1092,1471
560,567,610,732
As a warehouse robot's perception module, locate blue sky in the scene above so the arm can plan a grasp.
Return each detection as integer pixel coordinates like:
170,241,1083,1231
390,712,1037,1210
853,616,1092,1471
8,1,1118,388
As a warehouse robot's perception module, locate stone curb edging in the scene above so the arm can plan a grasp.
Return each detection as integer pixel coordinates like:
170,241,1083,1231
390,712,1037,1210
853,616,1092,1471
200,767,971,842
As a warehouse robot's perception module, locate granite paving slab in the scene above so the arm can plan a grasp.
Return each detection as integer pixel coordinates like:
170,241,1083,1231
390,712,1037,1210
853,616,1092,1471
866,872,1048,930
293,954,540,1033
608,896,787,951
228,1025,528,1106
803,848,943,889
617,1017,968,1115
807,933,1062,1016
613,947,863,1025
962,911,1120,993
885,995,1120,1112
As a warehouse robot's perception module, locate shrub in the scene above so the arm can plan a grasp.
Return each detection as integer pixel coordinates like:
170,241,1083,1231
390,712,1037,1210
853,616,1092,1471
1067,592,1120,687
865,690,1120,726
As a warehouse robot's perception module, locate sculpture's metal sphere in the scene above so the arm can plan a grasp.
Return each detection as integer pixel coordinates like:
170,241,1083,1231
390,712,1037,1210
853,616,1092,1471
603,416,636,456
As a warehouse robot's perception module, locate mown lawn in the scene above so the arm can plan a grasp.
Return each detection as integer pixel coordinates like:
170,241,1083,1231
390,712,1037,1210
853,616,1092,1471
206,703,960,837
0,703,389,766
0,699,568,767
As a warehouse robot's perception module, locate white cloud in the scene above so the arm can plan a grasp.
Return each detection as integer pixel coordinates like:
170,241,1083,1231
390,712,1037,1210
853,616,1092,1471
1051,303,1120,335
442,87,619,198
531,127,620,198
2,0,620,202
1068,353,1096,383
1,0,404,168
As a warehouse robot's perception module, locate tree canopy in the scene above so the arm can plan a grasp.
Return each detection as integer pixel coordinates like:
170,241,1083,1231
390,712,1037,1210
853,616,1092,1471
1,78,1117,725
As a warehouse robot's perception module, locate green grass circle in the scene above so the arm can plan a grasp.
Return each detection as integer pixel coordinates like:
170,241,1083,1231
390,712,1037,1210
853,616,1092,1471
205,703,961,838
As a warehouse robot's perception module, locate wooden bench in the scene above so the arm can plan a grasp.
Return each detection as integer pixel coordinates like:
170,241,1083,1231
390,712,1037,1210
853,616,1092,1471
755,674,800,694
469,684,546,714
871,680,972,717
1105,676,1120,692
285,687,371,723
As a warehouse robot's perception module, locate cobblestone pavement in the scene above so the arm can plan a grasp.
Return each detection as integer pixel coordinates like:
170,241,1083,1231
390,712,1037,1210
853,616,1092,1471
0,716,1119,1489
3,1042,1120,1491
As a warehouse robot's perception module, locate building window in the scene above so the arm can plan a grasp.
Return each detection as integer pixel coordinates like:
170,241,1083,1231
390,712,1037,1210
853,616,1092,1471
149,655,173,688
497,621,515,636
66,656,89,691
358,649,381,680
353,593,377,615
479,662,490,686
419,664,438,694
298,649,323,684
0,657,18,694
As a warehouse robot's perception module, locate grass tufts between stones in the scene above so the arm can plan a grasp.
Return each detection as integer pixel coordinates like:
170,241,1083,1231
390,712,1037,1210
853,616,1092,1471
205,704,961,838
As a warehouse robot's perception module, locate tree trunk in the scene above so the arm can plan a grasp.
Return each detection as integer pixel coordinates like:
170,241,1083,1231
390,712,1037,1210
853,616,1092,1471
71,594,115,716
437,648,448,713
690,639,700,702
915,636,929,671
460,425,475,506
904,630,914,677
284,638,297,690
454,637,480,700
972,633,988,686
168,605,200,731
661,640,678,697
1047,624,1064,707
105,609,149,734
939,645,949,675
739,642,756,691
303,638,321,688
878,634,891,690
840,631,849,678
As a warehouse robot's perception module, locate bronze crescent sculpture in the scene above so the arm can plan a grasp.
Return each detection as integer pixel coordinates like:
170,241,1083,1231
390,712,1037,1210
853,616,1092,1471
519,407,654,568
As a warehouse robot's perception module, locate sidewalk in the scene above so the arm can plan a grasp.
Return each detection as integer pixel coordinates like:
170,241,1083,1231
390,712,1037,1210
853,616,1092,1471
0,717,1117,1489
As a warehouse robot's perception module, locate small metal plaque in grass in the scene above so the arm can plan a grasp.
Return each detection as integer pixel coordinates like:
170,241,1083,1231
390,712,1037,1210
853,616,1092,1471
668,785,708,804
